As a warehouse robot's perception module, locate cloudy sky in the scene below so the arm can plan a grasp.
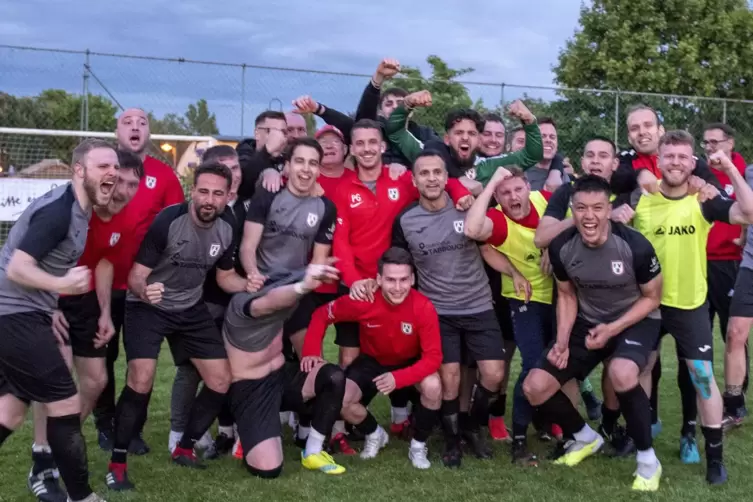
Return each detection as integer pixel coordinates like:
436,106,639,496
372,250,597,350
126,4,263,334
1,0,582,135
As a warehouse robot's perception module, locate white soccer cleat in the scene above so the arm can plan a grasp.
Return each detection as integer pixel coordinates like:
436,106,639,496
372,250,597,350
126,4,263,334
195,431,214,451
409,444,431,469
360,426,389,459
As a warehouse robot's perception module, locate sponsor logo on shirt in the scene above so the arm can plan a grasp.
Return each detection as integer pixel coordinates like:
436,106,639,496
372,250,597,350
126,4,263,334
109,232,120,246
209,243,221,257
611,260,624,275
145,176,157,189
649,256,660,274
306,212,318,228
655,225,696,236
350,193,363,208
388,188,400,201
453,220,464,234
401,322,413,335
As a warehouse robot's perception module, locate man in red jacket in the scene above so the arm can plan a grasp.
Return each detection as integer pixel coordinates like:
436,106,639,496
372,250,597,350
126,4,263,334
301,247,443,470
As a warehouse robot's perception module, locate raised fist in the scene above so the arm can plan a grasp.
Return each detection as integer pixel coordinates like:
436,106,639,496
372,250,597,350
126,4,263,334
292,95,319,115
374,58,401,84
404,90,432,109
507,100,535,125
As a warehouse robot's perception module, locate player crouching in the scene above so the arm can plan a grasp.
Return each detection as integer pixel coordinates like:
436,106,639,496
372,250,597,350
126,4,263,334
302,247,443,469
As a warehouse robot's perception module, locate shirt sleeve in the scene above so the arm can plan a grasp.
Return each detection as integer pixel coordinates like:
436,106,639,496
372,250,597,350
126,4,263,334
162,168,187,207
391,212,409,250
133,207,174,269
385,105,423,164
701,195,734,224
302,296,368,357
475,122,544,185
314,197,337,245
547,233,570,282
693,158,723,191
17,199,72,262
543,184,572,221
244,188,276,224
215,218,236,271
485,208,509,247
628,229,662,284
445,177,472,204
319,106,355,144
391,296,443,389
331,192,361,287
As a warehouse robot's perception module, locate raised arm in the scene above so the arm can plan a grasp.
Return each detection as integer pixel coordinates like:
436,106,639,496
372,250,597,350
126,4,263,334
385,91,434,165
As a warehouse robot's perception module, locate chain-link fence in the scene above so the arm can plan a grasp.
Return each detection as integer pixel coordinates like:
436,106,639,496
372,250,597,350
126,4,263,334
4,44,753,242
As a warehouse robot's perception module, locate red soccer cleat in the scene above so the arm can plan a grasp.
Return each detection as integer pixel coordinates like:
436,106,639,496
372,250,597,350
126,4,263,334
329,432,358,455
390,419,413,440
232,438,244,460
551,424,564,441
488,416,511,441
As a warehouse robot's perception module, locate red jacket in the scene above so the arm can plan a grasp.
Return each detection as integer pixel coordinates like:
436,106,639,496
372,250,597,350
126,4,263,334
331,167,470,286
303,289,442,389
707,151,747,261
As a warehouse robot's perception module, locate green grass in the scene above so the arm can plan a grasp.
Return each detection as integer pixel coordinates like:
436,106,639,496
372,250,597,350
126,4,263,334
1,327,752,502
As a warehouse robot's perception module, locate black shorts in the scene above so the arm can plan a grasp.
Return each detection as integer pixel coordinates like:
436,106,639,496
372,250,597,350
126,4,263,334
0,311,77,404
439,310,505,364
123,301,226,365
658,303,714,361
58,290,103,358
486,264,515,342
707,260,738,321
285,287,359,348
346,354,414,406
539,317,660,385
232,362,310,453
730,266,753,319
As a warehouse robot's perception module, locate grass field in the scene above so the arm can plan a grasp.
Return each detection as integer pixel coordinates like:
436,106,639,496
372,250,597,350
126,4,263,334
1,327,752,502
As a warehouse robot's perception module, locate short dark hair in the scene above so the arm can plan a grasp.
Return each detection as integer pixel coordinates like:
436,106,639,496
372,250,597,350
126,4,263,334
572,174,612,199
445,109,484,133
202,145,238,164
193,161,232,190
116,149,144,179
584,136,617,156
351,119,383,139
538,116,557,128
412,149,446,172
285,137,324,163
378,247,414,274
482,113,504,125
704,122,736,138
380,87,408,105
659,130,695,150
254,110,286,127
71,138,115,167
627,104,661,125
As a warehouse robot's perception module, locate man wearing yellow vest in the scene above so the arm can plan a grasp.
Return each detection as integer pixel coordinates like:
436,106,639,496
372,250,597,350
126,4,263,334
464,165,555,466
630,130,753,485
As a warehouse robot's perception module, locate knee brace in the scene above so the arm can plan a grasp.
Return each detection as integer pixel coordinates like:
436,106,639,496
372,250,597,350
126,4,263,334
688,360,713,400
314,363,346,396
245,462,283,479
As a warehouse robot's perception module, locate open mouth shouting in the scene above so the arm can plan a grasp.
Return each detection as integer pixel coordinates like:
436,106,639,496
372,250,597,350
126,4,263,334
457,143,472,158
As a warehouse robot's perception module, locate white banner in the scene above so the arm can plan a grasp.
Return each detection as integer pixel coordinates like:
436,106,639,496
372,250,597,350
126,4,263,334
0,178,70,221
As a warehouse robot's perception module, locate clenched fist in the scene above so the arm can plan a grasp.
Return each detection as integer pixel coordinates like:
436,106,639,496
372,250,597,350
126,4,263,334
58,266,91,296
374,58,401,85
404,90,432,109
144,282,164,305
507,100,535,125
292,95,319,115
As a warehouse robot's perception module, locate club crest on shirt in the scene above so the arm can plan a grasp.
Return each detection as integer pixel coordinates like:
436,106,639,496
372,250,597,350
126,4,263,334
109,232,120,246
402,322,413,335
611,260,624,275
388,188,400,201
209,243,220,257
145,176,157,189
307,212,318,227
465,168,476,180
453,220,464,234
725,184,734,196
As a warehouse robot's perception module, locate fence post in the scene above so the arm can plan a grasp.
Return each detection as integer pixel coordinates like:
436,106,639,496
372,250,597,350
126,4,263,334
240,64,247,137
722,99,727,124
613,91,620,145
80,49,91,131
499,83,506,111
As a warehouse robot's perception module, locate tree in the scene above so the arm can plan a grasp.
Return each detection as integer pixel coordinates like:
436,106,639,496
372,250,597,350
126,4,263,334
150,99,219,136
388,55,475,132
553,0,753,159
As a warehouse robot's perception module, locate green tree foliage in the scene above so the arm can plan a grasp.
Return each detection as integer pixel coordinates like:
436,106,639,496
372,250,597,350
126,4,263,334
150,99,219,135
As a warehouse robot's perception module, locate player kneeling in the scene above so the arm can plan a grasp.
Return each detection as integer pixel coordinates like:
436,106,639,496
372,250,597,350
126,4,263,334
302,247,443,469
224,261,355,478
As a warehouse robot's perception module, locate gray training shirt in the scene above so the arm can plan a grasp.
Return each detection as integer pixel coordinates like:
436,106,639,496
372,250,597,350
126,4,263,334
392,194,493,315
245,188,336,277
223,270,305,353
741,165,753,271
127,202,235,311
0,183,90,316
548,222,662,326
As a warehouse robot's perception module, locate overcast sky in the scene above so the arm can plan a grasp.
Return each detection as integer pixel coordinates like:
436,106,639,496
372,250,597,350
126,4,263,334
0,0,582,135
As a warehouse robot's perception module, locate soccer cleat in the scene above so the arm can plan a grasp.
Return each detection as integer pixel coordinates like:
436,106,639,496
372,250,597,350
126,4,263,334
706,459,728,485
722,407,747,433
203,433,235,460
553,435,604,467
409,443,431,469
441,440,462,468
581,391,603,421
511,439,539,467
551,424,564,441
67,493,108,502
462,429,493,459
651,420,662,439
600,425,636,458
301,450,346,475
128,432,150,456
488,416,511,441
679,434,701,464
232,437,244,460
28,468,67,502
328,432,357,456
360,427,389,459
105,463,134,491
171,447,208,469
632,462,662,492
97,429,114,452
390,419,413,441
194,431,214,452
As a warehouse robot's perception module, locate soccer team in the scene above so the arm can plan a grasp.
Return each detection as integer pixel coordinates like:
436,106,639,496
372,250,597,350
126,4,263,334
1,58,753,501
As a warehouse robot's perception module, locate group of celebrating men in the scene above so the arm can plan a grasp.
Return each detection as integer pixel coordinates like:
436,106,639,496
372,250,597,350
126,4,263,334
0,57,752,501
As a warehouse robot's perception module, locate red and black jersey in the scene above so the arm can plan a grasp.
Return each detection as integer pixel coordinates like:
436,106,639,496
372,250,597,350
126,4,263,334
707,151,747,261
612,150,722,196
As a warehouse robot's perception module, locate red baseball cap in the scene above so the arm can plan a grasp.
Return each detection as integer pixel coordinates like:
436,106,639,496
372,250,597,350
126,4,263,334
315,125,345,142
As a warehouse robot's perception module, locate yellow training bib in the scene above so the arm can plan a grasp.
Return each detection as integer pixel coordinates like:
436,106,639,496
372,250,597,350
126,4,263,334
632,192,712,309
493,191,553,305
